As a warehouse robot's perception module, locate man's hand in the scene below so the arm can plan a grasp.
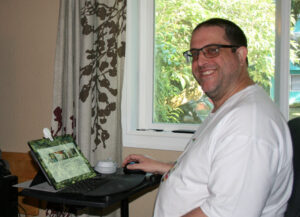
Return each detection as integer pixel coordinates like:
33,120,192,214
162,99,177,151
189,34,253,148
122,154,173,175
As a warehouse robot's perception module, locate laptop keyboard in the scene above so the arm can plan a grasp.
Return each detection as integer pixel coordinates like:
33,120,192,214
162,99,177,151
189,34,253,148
56,174,147,197
59,177,109,194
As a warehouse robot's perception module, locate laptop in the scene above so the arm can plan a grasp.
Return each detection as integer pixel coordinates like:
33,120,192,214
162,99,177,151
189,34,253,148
28,135,145,197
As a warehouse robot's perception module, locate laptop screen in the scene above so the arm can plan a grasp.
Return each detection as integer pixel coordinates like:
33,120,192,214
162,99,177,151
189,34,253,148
28,135,96,190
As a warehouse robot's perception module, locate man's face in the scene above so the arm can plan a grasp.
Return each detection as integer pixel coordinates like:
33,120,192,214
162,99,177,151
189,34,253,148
191,26,244,101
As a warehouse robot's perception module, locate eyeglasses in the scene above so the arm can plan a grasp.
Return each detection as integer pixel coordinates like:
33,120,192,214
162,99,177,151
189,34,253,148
183,44,240,64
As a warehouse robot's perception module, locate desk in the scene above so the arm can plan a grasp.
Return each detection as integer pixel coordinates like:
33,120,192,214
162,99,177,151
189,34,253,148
19,174,161,217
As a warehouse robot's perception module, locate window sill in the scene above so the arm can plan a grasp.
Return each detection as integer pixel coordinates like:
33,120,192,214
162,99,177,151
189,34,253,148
122,130,192,151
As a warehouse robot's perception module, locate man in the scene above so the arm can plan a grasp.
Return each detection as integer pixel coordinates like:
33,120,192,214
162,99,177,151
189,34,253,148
123,18,293,217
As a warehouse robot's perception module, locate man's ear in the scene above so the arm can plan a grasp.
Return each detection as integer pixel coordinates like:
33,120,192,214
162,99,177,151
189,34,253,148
236,46,248,65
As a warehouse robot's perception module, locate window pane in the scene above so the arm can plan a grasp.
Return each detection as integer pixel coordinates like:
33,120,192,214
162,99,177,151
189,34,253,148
291,75,300,91
154,0,276,124
289,0,300,119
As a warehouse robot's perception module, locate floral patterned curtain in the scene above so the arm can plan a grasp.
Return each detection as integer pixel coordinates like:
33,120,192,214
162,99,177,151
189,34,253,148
48,0,126,216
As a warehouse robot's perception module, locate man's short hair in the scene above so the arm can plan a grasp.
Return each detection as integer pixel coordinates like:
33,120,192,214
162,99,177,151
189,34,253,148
193,18,248,48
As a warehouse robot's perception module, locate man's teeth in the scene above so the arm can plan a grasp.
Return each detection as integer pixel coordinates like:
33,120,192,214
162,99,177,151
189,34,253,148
203,70,214,75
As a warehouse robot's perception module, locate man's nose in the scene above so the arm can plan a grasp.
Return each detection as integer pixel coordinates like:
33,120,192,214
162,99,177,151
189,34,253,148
196,51,208,66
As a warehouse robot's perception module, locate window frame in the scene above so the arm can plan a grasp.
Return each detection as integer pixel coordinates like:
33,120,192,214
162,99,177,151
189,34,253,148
122,0,291,151
291,74,300,91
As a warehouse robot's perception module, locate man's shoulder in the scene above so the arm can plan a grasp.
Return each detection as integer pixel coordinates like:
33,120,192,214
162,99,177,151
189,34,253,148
211,86,287,137
221,84,280,119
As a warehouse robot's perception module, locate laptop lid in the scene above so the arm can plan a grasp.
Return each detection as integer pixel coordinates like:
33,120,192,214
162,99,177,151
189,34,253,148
28,135,96,190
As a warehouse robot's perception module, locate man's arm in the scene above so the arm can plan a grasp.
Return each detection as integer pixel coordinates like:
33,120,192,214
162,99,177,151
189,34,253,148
122,154,173,175
181,207,208,217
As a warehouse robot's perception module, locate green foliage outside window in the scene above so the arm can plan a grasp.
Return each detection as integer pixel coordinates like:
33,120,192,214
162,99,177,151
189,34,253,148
291,0,300,67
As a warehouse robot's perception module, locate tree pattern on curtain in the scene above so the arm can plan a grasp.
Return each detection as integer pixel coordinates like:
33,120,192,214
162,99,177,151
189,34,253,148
52,106,76,138
51,0,126,152
79,1,126,150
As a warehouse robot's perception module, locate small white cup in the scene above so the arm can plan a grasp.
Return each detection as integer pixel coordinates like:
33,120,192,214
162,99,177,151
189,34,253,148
94,160,117,174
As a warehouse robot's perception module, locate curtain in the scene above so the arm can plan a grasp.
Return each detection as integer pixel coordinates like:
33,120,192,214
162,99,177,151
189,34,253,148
48,0,126,216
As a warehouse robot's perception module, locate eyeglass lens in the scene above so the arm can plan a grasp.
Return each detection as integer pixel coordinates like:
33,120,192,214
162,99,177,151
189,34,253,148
184,44,239,64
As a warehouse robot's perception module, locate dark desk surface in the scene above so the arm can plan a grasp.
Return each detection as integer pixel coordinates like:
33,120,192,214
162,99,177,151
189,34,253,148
19,174,161,209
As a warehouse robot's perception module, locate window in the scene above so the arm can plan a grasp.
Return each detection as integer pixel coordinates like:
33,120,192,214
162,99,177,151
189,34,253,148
153,0,276,127
122,0,291,151
289,1,300,119
291,75,300,91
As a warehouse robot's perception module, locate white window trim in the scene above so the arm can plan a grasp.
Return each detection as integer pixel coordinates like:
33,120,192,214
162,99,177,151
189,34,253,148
122,0,291,151
275,0,291,120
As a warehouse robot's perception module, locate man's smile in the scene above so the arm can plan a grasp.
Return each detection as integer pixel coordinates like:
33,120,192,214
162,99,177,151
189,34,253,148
202,70,215,76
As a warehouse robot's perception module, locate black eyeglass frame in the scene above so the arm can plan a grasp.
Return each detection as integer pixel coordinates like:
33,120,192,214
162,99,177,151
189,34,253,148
183,44,241,63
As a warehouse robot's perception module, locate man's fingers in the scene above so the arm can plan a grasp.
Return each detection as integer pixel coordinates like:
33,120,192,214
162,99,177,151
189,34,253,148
122,154,144,167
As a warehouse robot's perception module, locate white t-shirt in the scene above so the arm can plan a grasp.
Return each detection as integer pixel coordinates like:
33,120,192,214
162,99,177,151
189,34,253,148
153,85,293,217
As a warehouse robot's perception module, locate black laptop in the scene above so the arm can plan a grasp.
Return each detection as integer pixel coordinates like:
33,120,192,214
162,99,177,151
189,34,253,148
28,135,145,197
